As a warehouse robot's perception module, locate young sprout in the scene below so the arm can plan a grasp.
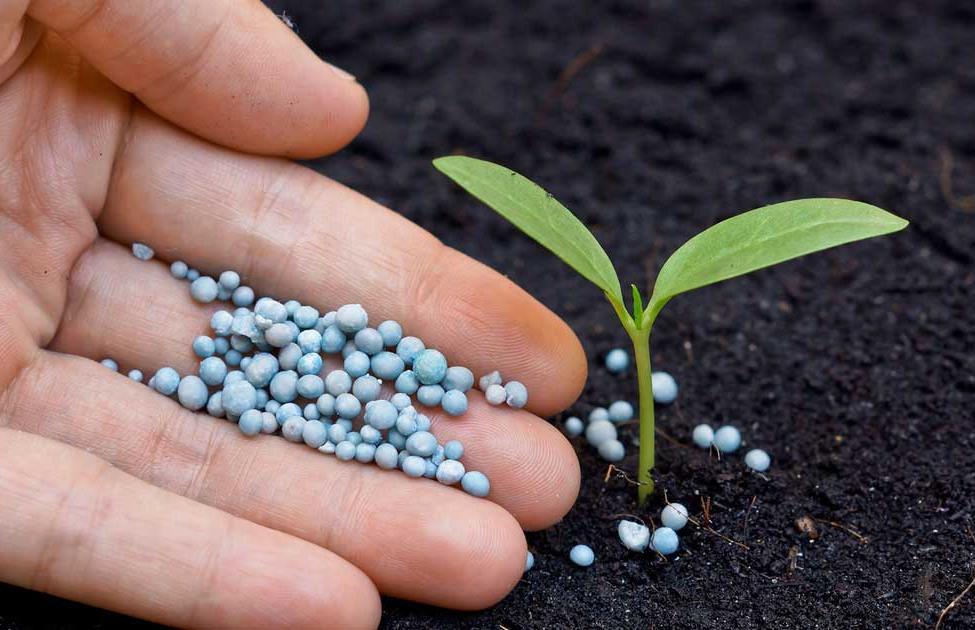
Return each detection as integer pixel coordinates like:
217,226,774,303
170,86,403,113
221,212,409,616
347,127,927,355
434,156,908,503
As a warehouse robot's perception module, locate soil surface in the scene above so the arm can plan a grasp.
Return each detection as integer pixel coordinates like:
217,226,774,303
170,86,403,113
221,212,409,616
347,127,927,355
3,1,974,628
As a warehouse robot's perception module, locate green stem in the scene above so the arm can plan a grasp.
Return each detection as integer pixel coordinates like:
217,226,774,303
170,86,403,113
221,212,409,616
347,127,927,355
629,327,654,504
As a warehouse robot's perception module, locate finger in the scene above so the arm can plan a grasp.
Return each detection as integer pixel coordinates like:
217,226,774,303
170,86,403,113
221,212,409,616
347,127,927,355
0,428,380,628
98,108,588,417
4,352,529,609
50,238,580,530
27,0,367,158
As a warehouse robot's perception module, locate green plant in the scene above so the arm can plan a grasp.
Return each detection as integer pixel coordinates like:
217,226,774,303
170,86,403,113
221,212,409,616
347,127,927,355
434,155,909,504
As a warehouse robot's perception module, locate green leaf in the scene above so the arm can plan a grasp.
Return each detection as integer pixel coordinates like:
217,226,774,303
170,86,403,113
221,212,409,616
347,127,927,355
631,284,644,321
434,156,623,304
644,198,908,326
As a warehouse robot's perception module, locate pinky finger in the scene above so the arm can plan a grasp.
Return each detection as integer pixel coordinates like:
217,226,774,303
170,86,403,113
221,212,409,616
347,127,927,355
0,428,380,629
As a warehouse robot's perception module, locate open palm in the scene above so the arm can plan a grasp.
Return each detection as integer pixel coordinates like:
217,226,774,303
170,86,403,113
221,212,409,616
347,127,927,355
0,1,585,627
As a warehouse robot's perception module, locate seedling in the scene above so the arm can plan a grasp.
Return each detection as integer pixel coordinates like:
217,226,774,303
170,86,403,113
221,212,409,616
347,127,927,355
434,156,908,503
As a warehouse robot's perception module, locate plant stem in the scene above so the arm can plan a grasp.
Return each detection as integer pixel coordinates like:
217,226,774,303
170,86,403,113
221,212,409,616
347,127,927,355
629,326,654,504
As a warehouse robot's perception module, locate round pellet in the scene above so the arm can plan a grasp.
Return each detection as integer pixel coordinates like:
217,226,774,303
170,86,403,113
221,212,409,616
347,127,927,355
605,348,629,373
504,381,528,408
484,384,506,406
377,320,403,347
618,520,650,552
585,419,617,448
608,400,634,423
302,420,328,448
564,416,584,437
352,375,382,404
170,260,188,279
745,449,771,472
281,417,306,443
199,356,228,387
374,443,399,469
692,424,714,449
461,471,490,497
443,440,464,460
598,439,625,462
177,375,208,411
442,366,474,393
651,371,678,404
395,336,425,365
661,503,689,531
269,370,299,403
416,384,445,407
441,390,468,416
651,527,679,555
190,276,219,303
238,409,263,436
335,440,356,461
336,304,368,334
713,425,742,453
402,455,427,478
152,367,180,396
371,351,405,381
569,544,595,567
394,370,419,394
435,460,465,485
405,431,437,457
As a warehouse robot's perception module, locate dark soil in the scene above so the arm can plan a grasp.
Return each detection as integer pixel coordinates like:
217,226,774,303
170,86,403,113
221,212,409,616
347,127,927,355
4,0,975,628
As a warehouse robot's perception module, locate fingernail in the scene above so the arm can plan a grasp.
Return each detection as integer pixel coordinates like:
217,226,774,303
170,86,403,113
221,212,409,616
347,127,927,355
326,62,357,82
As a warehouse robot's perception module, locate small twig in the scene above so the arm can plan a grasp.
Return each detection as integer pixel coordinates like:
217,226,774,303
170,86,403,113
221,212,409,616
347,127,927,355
700,496,712,528
935,570,975,630
603,463,645,486
687,514,750,550
813,517,869,544
938,146,975,213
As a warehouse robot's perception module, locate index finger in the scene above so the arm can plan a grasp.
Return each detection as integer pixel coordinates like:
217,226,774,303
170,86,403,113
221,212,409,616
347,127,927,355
27,0,368,158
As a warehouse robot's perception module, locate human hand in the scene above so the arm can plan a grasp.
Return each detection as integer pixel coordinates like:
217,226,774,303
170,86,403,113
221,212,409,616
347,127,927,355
0,1,585,627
